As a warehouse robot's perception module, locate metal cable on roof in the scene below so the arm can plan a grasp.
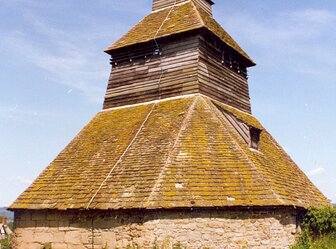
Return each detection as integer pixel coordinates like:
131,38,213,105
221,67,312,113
86,1,178,209
153,0,178,100
86,103,157,209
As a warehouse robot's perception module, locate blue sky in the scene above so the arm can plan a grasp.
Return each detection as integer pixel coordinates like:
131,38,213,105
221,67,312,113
0,0,335,207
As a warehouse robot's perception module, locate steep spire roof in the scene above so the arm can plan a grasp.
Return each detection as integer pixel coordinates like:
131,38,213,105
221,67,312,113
105,1,255,66
10,95,328,210
152,0,214,15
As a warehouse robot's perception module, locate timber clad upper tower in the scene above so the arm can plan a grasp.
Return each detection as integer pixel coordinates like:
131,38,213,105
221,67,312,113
11,1,329,248
104,0,254,113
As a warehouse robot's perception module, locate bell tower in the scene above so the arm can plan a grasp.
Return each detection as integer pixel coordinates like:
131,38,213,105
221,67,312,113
10,1,330,248
104,0,255,113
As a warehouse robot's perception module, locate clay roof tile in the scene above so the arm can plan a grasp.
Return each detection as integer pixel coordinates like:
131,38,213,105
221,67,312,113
10,95,329,211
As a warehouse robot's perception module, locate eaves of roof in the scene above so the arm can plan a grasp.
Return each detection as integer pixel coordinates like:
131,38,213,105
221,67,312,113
105,1,255,66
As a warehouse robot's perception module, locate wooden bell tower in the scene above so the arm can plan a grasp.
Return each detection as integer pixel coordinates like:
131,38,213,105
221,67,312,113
104,0,255,113
10,2,330,248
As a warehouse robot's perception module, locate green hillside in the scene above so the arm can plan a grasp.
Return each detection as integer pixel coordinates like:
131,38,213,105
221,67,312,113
0,207,14,222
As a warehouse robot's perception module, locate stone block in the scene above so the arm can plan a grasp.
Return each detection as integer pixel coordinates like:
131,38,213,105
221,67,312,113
53,231,65,243
33,231,53,243
80,231,91,244
52,243,68,249
65,231,81,244
101,231,117,249
67,244,85,249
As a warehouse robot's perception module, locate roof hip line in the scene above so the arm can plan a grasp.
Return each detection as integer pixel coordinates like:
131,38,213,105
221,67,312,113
192,1,205,26
153,0,177,100
145,96,199,206
86,103,157,209
203,98,285,205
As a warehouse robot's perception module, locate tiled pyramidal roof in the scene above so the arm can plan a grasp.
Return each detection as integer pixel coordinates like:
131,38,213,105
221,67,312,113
105,1,254,65
10,0,329,211
11,95,328,210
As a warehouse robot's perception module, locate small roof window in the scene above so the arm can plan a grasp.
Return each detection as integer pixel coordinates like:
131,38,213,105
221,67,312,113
249,127,262,150
214,103,262,151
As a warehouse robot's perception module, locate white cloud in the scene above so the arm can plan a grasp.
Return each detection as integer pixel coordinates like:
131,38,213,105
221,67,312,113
0,10,111,103
219,8,336,80
288,9,336,25
307,167,326,176
1,30,107,103
222,9,336,46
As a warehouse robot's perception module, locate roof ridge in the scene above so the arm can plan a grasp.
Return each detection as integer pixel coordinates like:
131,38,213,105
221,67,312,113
144,96,199,206
202,97,285,205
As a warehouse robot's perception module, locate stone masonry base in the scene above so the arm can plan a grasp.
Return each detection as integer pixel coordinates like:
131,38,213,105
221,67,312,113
13,208,299,249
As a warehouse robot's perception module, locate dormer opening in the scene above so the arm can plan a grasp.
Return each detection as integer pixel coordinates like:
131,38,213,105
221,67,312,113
214,102,262,151
249,127,262,150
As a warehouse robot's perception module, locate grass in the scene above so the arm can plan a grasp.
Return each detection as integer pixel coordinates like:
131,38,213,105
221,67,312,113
313,234,336,248
0,237,12,249
292,232,336,249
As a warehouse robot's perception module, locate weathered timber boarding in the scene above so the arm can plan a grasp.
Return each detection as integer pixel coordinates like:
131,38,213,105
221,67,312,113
10,0,330,248
104,35,200,109
198,35,251,113
104,34,251,111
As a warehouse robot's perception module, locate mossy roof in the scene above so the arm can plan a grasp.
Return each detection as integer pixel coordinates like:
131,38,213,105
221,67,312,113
105,1,255,66
10,95,329,211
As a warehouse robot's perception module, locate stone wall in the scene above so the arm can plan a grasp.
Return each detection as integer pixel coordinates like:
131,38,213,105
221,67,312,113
13,208,299,249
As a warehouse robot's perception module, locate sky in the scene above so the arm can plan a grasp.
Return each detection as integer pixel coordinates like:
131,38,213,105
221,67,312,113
0,0,335,207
